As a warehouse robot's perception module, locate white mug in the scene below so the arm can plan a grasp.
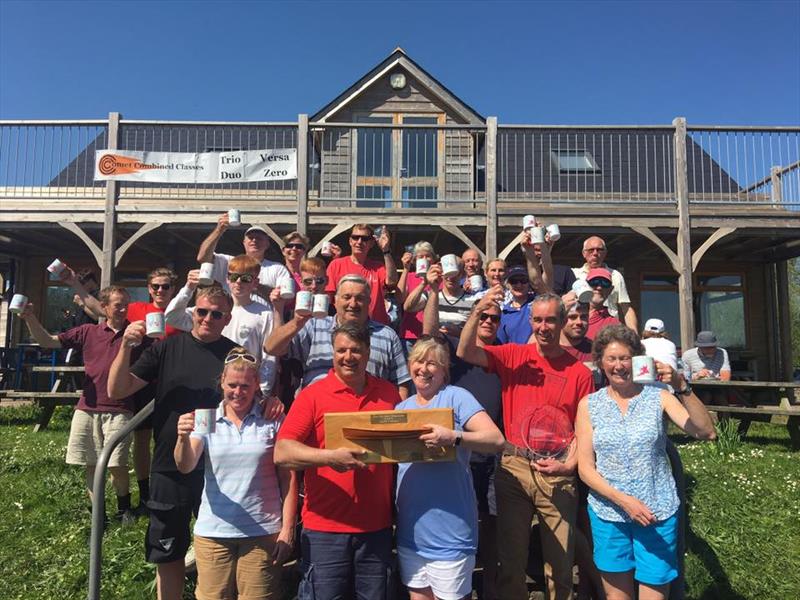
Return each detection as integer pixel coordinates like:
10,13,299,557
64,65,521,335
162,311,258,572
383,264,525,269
227,209,241,226
440,254,459,278
373,226,384,239
321,241,333,257
47,258,66,275
546,223,561,242
312,294,329,318
9,294,28,314
572,279,593,304
194,409,216,435
416,257,430,274
468,275,484,292
280,279,295,300
295,291,313,316
522,215,536,231
145,312,166,338
198,262,215,286
632,355,656,384
531,226,546,244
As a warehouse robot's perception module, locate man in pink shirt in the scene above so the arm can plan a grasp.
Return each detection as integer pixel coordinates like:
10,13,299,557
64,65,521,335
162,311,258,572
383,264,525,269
585,268,621,339
325,223,398,325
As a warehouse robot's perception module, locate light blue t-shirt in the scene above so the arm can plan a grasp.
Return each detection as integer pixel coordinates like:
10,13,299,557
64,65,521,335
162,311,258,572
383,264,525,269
192,402,284,538
395,384,484,560
587,384,679,523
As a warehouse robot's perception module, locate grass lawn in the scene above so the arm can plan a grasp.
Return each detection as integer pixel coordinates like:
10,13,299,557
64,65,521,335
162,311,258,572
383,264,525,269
1,404,798,599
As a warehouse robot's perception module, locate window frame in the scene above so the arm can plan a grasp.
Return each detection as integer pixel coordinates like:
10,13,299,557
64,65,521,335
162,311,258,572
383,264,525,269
549,149,601,174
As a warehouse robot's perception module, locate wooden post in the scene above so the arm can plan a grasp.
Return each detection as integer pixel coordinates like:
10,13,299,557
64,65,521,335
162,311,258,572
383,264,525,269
776,260,793,381
485,116,498,258
296,114,309,235
101,112,121,287
673,117,695,350
770,166,782,205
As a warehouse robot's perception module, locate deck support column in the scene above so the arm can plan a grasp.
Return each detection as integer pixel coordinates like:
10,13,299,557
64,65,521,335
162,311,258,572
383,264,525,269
673,117,695,351
776,260,793,380
296,114,309,235
485,116,498,258
101,112,121,287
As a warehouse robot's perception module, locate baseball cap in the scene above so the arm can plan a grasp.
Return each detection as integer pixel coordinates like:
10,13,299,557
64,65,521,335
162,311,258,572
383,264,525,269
244,226,269,236
504,265,528,281
644,318,665,334
586,267,612,282
695,331,718,348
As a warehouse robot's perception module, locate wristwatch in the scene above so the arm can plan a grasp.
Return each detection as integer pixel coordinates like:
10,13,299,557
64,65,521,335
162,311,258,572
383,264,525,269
382,249,392,255
676,383,693,396
454,431,463,446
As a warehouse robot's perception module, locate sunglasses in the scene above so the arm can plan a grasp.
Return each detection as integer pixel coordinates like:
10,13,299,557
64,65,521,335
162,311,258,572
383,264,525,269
350,235,373,242
302,276,327,285
285,243,305,250
508,278,528,286
195,307,226,320
587,278,612,289
150,283,171,291
224,352,257,364
227,272,255,283
479,312,501,324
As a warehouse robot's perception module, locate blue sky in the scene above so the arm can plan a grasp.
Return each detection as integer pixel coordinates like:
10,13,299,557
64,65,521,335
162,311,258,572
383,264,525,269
1,0,798,125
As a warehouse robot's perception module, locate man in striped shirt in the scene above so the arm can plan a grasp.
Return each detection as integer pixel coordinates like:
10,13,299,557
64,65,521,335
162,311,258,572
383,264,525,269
265,274,410,399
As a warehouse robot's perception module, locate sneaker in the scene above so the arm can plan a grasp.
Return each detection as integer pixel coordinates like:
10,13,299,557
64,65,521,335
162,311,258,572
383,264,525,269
184,544,196,572
115,509,137,527
132,503,149,518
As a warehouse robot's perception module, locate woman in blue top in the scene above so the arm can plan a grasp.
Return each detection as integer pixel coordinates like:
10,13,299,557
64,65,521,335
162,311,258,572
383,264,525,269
575,325,715,600
396,336,505,600
175,347,298,600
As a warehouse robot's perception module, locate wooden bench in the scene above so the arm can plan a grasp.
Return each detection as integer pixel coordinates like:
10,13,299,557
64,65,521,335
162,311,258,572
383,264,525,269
707,404,800,449
3,390,81,432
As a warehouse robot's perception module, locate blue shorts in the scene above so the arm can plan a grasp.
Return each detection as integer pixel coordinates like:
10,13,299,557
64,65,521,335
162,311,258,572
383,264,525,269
588,506,679,586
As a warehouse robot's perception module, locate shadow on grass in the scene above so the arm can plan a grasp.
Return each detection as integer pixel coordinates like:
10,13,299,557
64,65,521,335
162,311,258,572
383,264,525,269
683,473,747,600
0,404,73,430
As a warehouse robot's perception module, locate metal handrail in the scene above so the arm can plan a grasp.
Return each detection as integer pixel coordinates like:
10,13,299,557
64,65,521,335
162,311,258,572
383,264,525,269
87,400,154,600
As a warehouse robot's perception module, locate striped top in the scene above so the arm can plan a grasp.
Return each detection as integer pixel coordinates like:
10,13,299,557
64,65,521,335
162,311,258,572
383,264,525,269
289,316,410,388
192,402,284,538
587,384,679,522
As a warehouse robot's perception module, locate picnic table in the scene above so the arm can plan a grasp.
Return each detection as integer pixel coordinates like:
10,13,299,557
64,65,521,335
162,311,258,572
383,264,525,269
692,379,800,448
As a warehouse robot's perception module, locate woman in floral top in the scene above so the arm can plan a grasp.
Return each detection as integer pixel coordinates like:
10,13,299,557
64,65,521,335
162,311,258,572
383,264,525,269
575,324,715,600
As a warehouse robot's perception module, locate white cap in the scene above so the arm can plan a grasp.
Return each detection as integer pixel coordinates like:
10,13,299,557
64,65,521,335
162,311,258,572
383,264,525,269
644,318,665,334
245,226,269,236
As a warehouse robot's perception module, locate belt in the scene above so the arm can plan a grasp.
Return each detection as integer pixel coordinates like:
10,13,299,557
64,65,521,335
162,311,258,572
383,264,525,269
502,441,537,462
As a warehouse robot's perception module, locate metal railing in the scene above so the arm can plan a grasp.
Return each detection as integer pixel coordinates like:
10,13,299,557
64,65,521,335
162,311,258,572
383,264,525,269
686,126,800,206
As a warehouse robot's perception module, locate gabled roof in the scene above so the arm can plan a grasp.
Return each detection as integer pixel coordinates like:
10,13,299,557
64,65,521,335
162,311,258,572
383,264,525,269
311,47,485,125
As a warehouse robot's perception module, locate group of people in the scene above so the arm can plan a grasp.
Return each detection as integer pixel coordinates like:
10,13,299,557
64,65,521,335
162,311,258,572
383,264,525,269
12,214,722,600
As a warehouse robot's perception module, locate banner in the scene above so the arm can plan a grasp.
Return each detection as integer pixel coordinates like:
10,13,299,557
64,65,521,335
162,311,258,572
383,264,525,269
94,148,297,183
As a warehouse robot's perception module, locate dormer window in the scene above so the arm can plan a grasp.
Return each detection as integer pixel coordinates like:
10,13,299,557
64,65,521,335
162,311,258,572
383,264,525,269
551,150,600,173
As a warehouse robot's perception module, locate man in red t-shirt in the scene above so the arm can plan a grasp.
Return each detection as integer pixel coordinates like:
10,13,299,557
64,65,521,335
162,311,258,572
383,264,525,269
561,301,593,363
325,223,398,325
458,289,594,600
276,322,400,600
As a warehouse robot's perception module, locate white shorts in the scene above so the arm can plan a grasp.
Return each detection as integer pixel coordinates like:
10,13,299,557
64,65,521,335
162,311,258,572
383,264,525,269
398,546,475,600
66,409,132,467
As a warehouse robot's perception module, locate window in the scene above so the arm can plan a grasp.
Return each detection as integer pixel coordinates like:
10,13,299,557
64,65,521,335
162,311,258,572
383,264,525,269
551,150,600,173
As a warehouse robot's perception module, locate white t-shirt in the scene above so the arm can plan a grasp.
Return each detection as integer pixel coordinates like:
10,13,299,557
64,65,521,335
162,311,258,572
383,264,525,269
212,253,293,305
642,337,678,371
164,285,277,393
573,263,630,318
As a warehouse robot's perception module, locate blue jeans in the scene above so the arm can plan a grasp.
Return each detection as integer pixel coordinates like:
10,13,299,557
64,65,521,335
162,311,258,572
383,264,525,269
298,527,394,600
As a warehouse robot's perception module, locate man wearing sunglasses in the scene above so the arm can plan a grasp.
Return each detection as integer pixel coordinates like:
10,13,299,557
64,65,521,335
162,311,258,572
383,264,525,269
197,213,293,305
164,256,278,394
572,236,637,331
325,223,398,325
584,268,621,340
109,285,239,600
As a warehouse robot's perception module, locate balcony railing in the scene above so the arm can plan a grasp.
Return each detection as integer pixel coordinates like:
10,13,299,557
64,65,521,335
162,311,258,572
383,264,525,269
0,117,797,212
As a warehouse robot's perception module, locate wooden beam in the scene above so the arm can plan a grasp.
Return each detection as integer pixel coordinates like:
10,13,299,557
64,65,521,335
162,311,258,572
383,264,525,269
631,226,679,272
114,223,163,267
296,114,309,235
308,222,354,257
58,222,103,268
498,232,524,261
484,117,498,259
776,261,793,380
440,225,485,261
673,117,695,350
254,224,285,249
101,112,121,287
691,227,737,271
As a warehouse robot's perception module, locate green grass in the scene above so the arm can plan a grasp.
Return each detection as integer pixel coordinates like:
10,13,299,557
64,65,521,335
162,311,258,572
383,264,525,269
1,405,798,599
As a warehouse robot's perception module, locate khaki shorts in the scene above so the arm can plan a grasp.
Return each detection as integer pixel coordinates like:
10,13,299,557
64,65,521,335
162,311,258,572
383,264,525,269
194,534,282,600
65,409,132,467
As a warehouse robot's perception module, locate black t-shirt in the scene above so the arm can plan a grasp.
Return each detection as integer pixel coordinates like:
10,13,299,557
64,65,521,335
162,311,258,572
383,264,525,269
552,264,577,296
130,331,238,472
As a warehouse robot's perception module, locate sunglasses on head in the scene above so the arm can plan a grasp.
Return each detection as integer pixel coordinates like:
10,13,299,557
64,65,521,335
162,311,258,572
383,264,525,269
150,283,171,291
224,351,257,365
587,278,612,289
227,272,255,283
195,307,225,320
350,235,373,242
479,312,501,323
302,276,327,285
285,243,305,250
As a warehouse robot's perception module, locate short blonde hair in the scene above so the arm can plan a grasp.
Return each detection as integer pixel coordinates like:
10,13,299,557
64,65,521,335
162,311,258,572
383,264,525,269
408,337,451,384
195,284,233,310
283,231,310,248
221,347,261,398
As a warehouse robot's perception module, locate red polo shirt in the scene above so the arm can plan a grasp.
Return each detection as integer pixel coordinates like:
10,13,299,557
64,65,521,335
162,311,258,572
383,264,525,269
126,301,181,337
483,344,593,448
278,370,400,533
326,256,390,325
587,307,620,340
58,322,152,414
